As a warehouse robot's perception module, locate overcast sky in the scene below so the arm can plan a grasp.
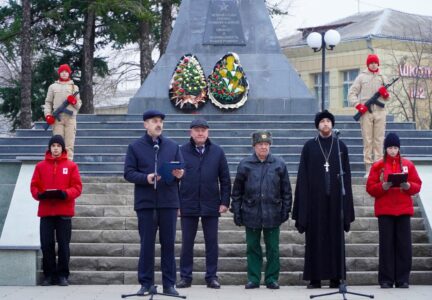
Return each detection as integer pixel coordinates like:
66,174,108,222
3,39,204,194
272,0,432,38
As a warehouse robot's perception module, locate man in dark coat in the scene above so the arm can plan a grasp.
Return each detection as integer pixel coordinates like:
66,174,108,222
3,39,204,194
176,118,231,289
124,110,184,296
231,131,292,290
292,110,355,289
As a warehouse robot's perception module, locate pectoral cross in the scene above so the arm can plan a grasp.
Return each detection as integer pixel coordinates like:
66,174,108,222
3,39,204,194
324,161,330,172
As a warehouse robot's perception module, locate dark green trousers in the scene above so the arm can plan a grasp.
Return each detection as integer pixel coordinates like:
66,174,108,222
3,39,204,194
246,227,280,285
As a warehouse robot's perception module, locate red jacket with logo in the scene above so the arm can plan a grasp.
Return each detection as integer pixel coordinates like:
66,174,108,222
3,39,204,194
30,151,82,217
366,155,422,217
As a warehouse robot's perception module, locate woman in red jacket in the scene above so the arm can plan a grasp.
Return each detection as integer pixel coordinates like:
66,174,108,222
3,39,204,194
30,135,82,286
366,132,422,289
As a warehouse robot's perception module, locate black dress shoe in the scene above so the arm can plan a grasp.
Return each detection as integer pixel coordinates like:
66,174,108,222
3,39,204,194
266,282,280,289
329,279,340,288
396,282,409,288
245,282,260,289
163,286,179,296
137,285,153,295
380,282,393,288
307,280,321,289
176,279,191,288
58,276,69,286
41,276,53,286
207,279,221,289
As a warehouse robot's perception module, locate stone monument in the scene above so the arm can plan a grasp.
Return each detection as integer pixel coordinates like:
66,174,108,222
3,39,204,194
128,0,318,114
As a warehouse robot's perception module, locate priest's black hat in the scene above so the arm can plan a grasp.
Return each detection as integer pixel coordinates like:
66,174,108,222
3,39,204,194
314,110,335,129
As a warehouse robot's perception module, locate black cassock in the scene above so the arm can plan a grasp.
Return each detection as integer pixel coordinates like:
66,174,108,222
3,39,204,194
293,134,355,281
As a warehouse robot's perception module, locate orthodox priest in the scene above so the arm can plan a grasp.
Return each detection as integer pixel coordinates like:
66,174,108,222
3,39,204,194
292,110,355,289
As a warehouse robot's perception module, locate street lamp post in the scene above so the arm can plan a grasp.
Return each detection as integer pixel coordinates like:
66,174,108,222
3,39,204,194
307,29,341,111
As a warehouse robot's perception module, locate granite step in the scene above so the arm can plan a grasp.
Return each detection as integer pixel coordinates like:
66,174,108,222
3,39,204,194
68,243,432,258
69,229,430,244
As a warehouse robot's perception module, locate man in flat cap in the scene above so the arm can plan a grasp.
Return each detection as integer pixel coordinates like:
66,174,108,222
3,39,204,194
231,130,292,290
292,110,355,289
124,109,184,296
176,118,231,289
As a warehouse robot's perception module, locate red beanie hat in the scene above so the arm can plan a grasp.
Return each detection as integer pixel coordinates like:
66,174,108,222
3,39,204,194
366,54,379,66
58,64,72,75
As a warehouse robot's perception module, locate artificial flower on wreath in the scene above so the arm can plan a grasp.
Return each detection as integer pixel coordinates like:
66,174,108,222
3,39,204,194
169,54,207,110
208,52,249,109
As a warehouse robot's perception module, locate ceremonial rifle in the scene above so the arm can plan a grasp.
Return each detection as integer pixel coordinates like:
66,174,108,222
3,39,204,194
43,91,78,131
353,77,399,121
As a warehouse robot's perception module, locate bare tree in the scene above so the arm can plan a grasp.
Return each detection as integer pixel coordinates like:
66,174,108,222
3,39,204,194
386,23,432,129
19,0,32,128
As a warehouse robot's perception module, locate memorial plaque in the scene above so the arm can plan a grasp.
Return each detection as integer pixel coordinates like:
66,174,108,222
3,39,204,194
203,0,246,46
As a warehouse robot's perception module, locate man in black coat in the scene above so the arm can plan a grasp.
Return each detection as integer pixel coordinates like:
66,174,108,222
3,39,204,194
292,110,355,289
231,131,292,290
176,119,231,289
124,110,184,296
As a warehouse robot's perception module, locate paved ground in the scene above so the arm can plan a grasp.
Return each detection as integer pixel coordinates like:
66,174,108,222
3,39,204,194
0,285,431,300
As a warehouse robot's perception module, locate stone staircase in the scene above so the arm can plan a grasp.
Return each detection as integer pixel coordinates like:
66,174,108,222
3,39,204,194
1,114,431,285
2,114,432,178
65,176,432,285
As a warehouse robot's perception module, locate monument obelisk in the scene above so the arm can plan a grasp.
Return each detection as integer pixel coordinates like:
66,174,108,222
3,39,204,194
128,0,317,114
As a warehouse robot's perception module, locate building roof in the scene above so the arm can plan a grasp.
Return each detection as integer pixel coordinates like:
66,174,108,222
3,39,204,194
280,9,432,48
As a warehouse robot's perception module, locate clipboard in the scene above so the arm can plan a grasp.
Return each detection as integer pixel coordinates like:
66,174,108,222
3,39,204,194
387,173,408,187
158,161,185,183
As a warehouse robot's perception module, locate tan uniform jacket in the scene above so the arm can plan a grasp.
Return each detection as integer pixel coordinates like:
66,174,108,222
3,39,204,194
348,69,389,109
44,80,81,117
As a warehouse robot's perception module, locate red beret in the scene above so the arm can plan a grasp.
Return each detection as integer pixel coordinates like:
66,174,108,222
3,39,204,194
366,54,379,66
58,64,72,75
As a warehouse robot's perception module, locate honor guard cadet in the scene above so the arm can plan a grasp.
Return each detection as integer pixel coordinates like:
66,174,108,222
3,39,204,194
293,110,355,289
176,119,231,289
124,110,184,296
349,54,390,176
44,64,81,160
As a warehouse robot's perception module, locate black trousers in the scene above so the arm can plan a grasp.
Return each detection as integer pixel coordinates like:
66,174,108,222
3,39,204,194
180,216,219,283
378,215,412,285
136,208,177,288
40,216,72,279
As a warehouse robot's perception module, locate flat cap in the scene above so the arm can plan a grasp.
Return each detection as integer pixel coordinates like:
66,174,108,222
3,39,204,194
190,118,209,128
143,109,165,121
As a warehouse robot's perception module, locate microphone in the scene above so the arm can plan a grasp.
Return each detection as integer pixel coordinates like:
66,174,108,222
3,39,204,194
333,129,341,136
153,144,160,152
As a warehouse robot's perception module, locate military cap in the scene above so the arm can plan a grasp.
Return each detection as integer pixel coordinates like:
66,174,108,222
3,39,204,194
252,130,272,146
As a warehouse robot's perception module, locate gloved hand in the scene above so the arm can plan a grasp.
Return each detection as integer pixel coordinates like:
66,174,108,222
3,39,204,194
378,86,390,99
45,115,55,125
355,103,368,115
382,182,393,191
67,95,77,105
400,182,411,190
38,192,47,200
233,214,242,226
59,191,68,200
